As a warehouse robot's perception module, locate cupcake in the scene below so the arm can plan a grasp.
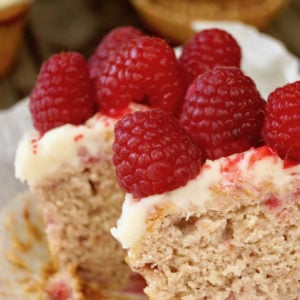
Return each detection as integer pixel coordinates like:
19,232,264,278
113,143,300,299
0,0,32,77
14,26,183,296
130,0,289,43
110,22,300,299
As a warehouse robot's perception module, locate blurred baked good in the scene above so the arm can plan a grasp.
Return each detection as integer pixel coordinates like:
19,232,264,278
130,0,289,43
15,103,147,292
0,0,32,78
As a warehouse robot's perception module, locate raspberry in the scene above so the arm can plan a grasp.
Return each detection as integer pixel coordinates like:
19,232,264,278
180,66,265,160
88,26,145,80
113,109,203,198
262,81,300,162
30,52,97,135
95,36,185,117
178,28,241,89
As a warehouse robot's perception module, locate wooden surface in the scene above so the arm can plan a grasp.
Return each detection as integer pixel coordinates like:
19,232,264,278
0,0,300,109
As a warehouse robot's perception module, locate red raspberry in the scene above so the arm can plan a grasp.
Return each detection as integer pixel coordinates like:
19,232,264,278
178,28,241,89
262,81,300,162
88,26,145,80
30,52,97,135
180,67,265,160
113,109,203,198
95,36,185,117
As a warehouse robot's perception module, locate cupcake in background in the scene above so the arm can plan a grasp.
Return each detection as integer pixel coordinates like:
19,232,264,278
0,0,33,78
130,0,290,44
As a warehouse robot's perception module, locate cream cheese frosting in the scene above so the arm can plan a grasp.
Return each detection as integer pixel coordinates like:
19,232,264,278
15,103,147,186
111,147,300,249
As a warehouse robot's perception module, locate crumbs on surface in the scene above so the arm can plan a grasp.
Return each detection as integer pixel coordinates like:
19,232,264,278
2,194,53,297
74,134,84,142
262,196,282,211
6,252,29,270
248,146,278,168
23,201,44,241
30,138,38,154
220,151,245,174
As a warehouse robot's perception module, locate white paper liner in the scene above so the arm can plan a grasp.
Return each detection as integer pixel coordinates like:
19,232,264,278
0,191,50,299
0,99,32,209
0,21,299,299
0,191,147,299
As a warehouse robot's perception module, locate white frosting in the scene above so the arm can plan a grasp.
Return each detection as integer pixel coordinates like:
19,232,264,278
15,114,115,186
112,148,300,249
15,103,147,186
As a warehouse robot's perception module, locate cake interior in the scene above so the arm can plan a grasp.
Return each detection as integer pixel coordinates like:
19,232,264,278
127,163,300,299
33,159,132,291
